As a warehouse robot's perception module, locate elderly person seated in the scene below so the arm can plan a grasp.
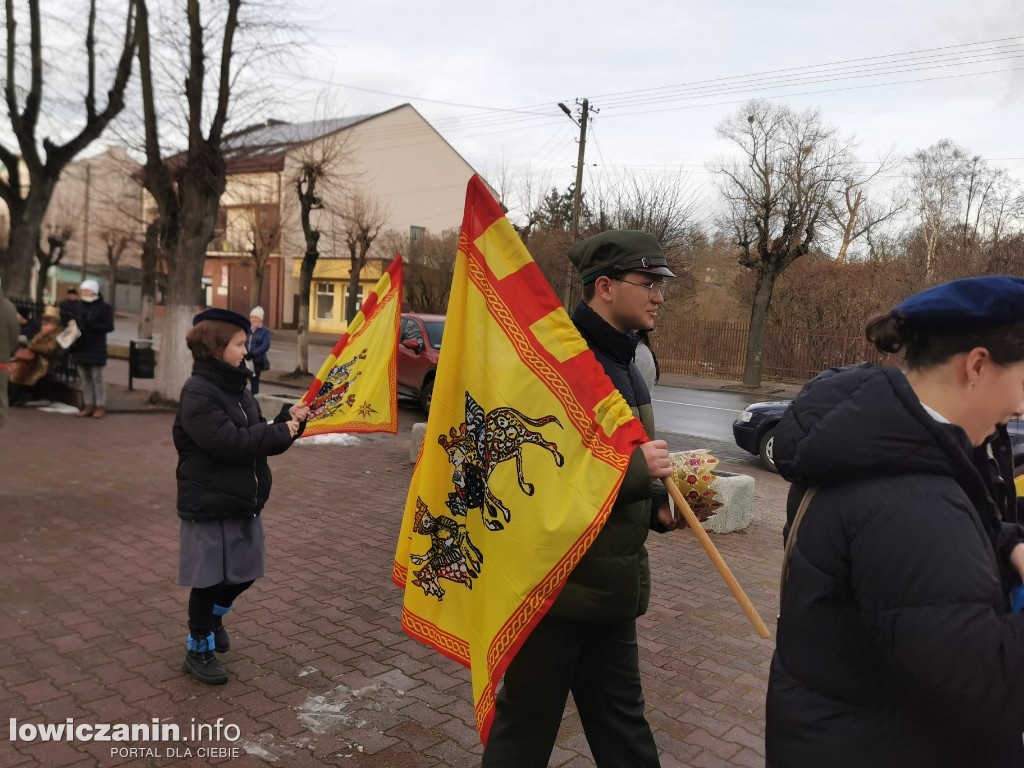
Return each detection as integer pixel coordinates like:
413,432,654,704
9,305,64,404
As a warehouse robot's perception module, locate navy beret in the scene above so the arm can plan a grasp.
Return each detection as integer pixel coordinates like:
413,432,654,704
892,275,1024,332
567,230,675,285
192,308,251,333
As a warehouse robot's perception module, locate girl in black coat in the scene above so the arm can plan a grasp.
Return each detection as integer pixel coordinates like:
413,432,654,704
767,276,1024,768
173,308,308,685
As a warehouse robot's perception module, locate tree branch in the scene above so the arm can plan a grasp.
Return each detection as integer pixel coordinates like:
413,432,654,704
209,0,241,146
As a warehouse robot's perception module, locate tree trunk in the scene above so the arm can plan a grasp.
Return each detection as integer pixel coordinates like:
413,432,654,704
252,267,264,313
4,190,51,296
138,221,160,340
152,235,206,402
109,257,119,315
295,234,319,374
33,261,49,310
296,256,315,373
346,267,361,324
742,265,779,388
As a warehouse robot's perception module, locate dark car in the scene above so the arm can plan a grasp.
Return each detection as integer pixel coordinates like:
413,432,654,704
733,401,791,473
735,403,1024,475
1007,419,1024,470
397,313,445,413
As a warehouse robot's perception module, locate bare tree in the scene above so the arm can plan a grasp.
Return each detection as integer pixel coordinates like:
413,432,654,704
102,231,132,314
712,99,855,387
286,122,354,374
828,152,906,264
135,0,241,401
0,0,136,295
243,206,280,308
34,224,72,308
590,170,704,298
403,228,458,313
340,191,389,323
905,139,968,281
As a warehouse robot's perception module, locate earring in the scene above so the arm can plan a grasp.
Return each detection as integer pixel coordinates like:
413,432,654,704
969,379,977,390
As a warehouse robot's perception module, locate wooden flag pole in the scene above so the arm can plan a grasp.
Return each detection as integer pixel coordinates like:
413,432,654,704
662,476,771,639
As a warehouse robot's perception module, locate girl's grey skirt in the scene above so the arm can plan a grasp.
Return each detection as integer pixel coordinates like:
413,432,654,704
179,516,265,588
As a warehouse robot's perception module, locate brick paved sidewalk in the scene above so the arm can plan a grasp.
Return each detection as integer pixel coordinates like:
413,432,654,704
0,406,783,768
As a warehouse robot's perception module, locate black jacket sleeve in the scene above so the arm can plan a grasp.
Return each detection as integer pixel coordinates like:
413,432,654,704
180,387,294,461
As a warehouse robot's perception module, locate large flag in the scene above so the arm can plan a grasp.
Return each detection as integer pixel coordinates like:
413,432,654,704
299,254,402,436
393,176,649,743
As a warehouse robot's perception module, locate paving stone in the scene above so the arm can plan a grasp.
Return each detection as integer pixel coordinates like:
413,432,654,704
1,407,786,767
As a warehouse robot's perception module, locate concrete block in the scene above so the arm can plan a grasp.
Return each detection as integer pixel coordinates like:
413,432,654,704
700,471,755,534
410,422,428,464
255,392,294,417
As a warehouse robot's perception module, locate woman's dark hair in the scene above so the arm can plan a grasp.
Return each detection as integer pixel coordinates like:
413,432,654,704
186,319,243,361
636,328,661,382
865,312,1024,370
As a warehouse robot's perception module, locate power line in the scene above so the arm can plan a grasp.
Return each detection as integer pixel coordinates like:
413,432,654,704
599,64,1024,120
591,36,1024,103
599,47,1024,110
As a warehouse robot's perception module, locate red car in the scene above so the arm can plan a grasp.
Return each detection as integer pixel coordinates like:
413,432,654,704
398,313,445,413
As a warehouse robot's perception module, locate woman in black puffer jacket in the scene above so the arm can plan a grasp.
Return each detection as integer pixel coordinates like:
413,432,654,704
767,276,1024,768
173,308,308,685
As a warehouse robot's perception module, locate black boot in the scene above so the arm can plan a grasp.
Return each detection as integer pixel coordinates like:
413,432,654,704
183,632,228,684
212,603,231,653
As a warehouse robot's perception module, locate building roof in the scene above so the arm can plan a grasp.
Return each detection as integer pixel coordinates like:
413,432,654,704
213,108,406,174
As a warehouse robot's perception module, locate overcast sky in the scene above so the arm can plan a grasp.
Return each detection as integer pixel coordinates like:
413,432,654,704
254,0,1023,220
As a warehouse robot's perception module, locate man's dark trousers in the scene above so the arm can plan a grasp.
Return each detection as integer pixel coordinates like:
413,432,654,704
481,613,660,767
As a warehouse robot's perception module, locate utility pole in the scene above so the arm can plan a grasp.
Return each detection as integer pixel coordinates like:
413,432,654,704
558,98,591,309
80,163,92,281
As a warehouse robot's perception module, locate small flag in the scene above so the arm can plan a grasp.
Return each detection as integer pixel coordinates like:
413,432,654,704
299,254,402,435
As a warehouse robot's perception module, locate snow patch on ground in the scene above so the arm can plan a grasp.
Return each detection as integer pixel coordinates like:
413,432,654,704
294,433,361,446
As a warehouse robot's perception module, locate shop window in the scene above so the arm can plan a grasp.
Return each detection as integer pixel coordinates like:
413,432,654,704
316,282,335,320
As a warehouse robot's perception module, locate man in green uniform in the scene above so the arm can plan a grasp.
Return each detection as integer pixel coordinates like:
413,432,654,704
482,230,678,767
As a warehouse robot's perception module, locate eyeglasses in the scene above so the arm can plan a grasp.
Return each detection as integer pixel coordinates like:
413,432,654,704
611,277,669,299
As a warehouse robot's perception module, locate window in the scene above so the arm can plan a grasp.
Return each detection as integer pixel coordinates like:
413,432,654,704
316,282,335,320
401,318,424,345
410,225,426,243
213,208,227,248
346,284,364,314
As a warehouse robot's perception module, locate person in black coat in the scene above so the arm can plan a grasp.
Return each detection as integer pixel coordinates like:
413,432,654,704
173,308,309,685
767,275,1024,768
66,279,114,418
245,305,270,394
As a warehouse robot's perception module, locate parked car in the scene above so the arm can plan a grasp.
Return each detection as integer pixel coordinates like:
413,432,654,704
733,401,791,473
397,313,445,413
735,401,1024,476
1007,418,1024,470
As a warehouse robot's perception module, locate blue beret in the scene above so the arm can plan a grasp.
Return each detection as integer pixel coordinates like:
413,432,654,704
192,308,251,333
892,275,1024,332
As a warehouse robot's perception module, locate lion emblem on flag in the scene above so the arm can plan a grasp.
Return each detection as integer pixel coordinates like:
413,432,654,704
439,392,564,532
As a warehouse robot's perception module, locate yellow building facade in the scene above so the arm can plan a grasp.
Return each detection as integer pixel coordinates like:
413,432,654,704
292,257,388,334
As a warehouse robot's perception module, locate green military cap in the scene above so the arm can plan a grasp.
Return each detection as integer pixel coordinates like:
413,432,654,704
567,230,676,285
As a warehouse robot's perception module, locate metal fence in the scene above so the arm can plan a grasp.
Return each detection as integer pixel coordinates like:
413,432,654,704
654,321,891,382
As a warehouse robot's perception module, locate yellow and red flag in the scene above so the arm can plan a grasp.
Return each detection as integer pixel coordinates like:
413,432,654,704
392,176,648,743
299,254,402,436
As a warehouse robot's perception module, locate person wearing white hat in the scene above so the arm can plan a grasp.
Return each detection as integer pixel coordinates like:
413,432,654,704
65,279,114,418
245,306,270,394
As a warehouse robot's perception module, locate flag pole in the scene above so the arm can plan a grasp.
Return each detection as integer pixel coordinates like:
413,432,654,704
662,477,771,639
